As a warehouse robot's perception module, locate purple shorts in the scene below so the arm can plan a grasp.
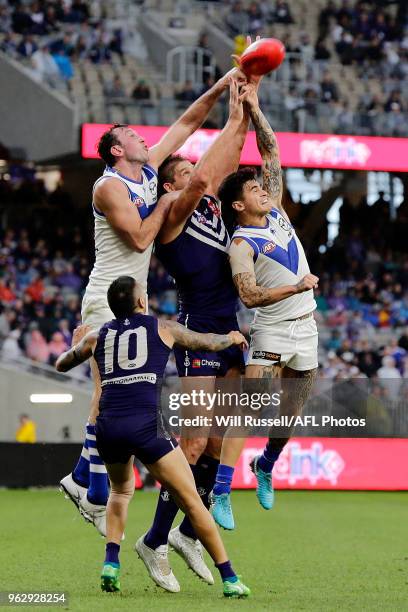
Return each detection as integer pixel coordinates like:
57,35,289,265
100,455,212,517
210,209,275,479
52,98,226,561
95,413,178,465
174,313,244,377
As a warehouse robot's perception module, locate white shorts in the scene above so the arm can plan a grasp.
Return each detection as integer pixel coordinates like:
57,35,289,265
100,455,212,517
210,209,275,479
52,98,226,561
247,315,318,371
81,293,114,331
81,291,149,330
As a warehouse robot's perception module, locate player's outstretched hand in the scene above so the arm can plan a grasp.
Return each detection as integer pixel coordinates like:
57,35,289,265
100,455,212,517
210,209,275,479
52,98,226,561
295,274,319,293
219,67,247,90
228,330,249,351
72,324,92,346
228,77,244,123
239,83,259,107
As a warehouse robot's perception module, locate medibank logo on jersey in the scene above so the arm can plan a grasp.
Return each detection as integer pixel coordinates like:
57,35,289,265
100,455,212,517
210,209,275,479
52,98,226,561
242,441,345,486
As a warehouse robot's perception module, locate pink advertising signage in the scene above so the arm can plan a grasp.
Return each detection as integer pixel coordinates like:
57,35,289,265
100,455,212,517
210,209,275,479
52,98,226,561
82,123,408,172
232,437,408,490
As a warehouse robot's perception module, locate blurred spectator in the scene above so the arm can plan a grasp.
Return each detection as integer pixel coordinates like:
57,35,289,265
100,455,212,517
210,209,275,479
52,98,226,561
52,49,74,80
17,34,38,58
26,329,50,363
105,76,126,100
48,331,68,365
0,279,16,303
195,33,221,82
225,1,249,37
11,3,34,34
247,2,265,36
320,71,339,103
299,33,314,63
2,329,22,361
176,81,198,103
384,91,405,113
0,4,11,33
31,43,61,88
132,80,151,101
315,37,331,61
318,0,337,38
273,0,293,24
1,32,19,57
15,414,37,443
89,34,111,64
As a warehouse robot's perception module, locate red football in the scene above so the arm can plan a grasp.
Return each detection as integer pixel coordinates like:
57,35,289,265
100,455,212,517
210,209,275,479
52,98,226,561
239,38,286,76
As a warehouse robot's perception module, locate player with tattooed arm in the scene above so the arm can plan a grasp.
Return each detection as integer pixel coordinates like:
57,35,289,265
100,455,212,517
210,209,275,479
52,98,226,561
210,86,319,530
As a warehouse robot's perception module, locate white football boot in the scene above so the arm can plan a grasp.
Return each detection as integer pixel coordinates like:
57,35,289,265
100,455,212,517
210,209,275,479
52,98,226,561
78,494,107,537
169,526,214,585
135,534,180,592
59,473,87,510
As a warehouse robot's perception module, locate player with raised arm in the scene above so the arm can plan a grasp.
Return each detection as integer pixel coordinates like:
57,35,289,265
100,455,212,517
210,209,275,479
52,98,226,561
59,68,247,536
55,276,250,598
134,73,259,590
210,86,319,530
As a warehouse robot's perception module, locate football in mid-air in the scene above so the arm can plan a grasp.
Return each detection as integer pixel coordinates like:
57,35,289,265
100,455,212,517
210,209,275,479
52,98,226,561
239,38,286,76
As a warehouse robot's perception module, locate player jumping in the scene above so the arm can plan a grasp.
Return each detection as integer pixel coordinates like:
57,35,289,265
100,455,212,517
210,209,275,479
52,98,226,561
59,67,246,536
210,85,319,530
55,276,250,598
134,73,260,589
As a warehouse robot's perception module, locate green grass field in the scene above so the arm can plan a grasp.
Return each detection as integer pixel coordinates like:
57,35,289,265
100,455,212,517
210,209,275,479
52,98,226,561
1,489,407,611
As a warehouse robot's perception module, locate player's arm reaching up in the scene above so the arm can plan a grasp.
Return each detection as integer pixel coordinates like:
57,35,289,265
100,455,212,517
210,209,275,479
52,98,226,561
242,86,286,216
229,238,319,309
148,68,247,170
159,78,250,242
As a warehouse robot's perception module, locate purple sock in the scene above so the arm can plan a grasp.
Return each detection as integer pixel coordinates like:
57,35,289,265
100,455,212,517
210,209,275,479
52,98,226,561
105,542,120,566
215,560,237,583
213,464,234,496
179,455,219,540
144,484,181,549
257,443,281,473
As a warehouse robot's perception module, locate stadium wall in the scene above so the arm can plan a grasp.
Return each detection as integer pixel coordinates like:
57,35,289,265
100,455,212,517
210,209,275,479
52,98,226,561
0,53,76,161
0,442,82,487
0,365,90,443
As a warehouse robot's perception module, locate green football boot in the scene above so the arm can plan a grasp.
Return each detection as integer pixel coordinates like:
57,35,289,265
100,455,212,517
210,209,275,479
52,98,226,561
101,563,121,592
223,576,251,598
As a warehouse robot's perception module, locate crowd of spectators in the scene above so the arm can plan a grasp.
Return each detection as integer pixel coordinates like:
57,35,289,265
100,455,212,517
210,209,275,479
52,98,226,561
1,164,408,384
224,1,293,39
216,0,408,136
0,0,124,88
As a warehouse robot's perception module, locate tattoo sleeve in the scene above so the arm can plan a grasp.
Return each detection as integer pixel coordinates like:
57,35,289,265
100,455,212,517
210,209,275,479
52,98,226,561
162,320,232,351
233,272,296,308
249,105,283,202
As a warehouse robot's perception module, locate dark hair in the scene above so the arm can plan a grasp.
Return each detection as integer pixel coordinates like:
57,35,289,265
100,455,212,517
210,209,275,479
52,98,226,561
97,124,128,166
218,167,257,236
107,276,136,319
157,154,187,198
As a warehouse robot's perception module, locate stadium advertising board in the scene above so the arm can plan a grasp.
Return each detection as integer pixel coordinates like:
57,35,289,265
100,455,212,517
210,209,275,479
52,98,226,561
233,437,408,490
82,124,408,172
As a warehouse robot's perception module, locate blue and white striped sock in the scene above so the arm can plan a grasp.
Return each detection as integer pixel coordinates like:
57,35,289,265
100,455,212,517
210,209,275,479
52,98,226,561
72,426,90,488
86,423,109,506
